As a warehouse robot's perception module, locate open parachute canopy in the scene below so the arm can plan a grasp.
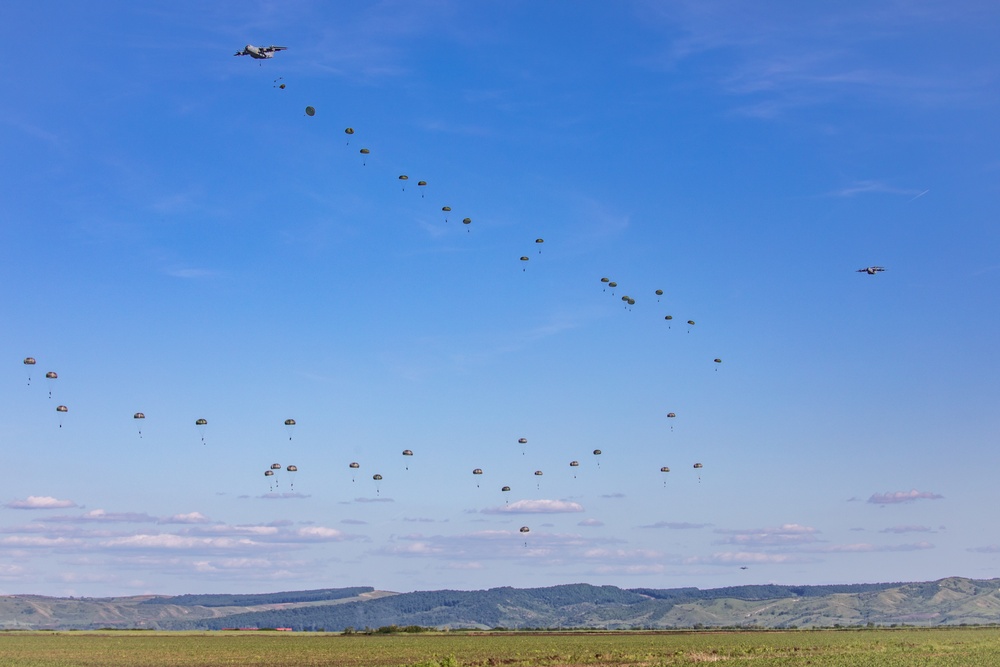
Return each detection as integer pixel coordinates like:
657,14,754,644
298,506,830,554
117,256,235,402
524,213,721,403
305,106,315,116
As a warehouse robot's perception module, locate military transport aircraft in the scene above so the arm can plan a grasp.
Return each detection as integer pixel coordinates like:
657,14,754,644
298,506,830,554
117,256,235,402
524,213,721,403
234,45,288,59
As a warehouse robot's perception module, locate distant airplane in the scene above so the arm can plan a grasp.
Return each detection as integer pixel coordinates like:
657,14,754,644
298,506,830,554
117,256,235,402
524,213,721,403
856,266,885,275
234,45,288,59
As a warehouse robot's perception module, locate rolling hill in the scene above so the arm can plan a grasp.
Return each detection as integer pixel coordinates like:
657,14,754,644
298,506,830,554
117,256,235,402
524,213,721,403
3,578,1000,631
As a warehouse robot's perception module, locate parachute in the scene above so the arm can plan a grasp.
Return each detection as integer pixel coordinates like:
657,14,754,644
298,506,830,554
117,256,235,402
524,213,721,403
714,358,722,371
133,412,145,438
417,180,427,197
344,128,354,145
359,148,370,165
687,319,695,333
56,404,68,428
284,418,296,441
534,470,543,476
305,106,315,116
23,357,36,385
349,461,360,483
473,468,483,487
462,217,472,233
501,486,511,492
593,449,602,468
402,449,413,471
569,460,579,479
271,463,282,470
442,206,451,222
286,464,298,490
660,466,670,472
664,315,673,329
45,371,57,399
693,462,703,482
518,437,527,456
399,175,408,191
520,256,529,271
195,418,207,444
535,238,544,254
372,473,382,495
519,526,530,533
667,412,676,432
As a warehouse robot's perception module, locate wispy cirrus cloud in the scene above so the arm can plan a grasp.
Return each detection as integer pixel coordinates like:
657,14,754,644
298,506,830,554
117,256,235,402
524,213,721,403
829,180,927,198
868,490,943,504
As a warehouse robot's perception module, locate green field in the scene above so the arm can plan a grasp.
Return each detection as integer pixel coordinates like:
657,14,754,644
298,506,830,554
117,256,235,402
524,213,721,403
2,628,1000,666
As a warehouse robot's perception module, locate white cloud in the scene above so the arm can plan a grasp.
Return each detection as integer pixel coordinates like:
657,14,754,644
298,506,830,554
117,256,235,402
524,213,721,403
482,499,584,514
808,542,934,553
641,521,710,530
5,496,79,510
100,534,261,550
868,490,943,504
0,535,85,548
160,512,211,524
714,523,819,547
879,525,934,534
687,551,816,565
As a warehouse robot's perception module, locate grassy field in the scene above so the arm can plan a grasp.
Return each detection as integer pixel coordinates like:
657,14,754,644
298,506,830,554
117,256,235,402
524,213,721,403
1,627,1000,666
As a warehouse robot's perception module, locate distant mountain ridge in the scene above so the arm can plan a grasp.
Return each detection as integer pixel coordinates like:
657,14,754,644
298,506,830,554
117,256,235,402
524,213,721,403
3,578,1000,631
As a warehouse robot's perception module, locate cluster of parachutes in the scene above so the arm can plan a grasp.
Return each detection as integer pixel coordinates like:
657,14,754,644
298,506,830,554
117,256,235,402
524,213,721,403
15,44,731,548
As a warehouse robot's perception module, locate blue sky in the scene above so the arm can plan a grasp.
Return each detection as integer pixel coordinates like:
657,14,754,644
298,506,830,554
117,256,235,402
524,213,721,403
1,0,999,597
